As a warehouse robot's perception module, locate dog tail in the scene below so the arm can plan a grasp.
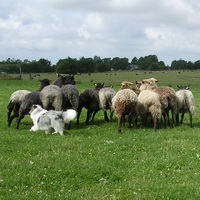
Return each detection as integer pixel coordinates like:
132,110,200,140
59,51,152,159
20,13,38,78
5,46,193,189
62,109,77,123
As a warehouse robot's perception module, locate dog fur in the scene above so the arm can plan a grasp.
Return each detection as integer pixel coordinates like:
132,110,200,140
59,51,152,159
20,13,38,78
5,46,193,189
29,104,76,136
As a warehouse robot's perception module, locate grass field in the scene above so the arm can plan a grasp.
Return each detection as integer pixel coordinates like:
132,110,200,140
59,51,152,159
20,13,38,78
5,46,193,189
1,70,200,199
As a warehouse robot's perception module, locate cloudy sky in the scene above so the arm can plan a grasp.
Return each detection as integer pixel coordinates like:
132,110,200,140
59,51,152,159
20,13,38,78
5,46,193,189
1,0,200,65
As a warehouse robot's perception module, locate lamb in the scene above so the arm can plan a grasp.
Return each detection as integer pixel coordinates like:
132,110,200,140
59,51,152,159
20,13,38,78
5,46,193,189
39,74,74,111
112,88,138,133
176,85,195,127
7,90,31,126
99,87,116,122
76,83,104,125
137,90,162,130
15,79,51,129
139,80,178,127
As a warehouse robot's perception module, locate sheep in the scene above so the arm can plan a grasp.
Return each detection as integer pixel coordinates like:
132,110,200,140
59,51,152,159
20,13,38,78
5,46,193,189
61,84,79,130
76,83,104,125
139,80,178,127
176,85,195,127
7,90,31,126
15,79,51,129
99,87,116,122
137,90,162,130
39,74,74,111
112,88,138,133
61,84,79,111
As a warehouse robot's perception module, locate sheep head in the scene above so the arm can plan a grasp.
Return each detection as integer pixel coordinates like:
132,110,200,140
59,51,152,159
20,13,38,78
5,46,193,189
177,85,190,90
120,81,133,90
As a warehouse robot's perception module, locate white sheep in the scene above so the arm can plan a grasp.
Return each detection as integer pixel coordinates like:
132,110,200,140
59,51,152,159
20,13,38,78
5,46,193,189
140,80,178,127
176,85,195,127
99,87,116,122
112,88,138,133
7,90,31,126
137,90,162,130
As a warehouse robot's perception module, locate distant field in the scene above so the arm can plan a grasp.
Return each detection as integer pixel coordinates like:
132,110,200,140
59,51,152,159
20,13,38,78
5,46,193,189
1,70,200,199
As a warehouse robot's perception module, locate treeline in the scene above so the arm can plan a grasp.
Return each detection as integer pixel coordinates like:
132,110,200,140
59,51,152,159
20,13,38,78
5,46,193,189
0,55,200,74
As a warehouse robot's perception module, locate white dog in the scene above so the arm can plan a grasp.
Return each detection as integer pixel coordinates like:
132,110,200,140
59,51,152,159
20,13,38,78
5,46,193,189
29,105,76,136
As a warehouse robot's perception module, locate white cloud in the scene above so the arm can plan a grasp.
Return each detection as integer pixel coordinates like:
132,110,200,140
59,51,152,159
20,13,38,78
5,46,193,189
0,0,200,65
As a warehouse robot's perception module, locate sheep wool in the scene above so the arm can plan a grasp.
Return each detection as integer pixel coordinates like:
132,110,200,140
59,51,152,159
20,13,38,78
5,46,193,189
99,87,116,122
137,90,162,130
176,87,195,127
112,89,138,133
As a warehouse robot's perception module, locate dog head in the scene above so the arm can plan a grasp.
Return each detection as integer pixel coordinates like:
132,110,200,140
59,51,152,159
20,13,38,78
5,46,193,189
29,104,42,115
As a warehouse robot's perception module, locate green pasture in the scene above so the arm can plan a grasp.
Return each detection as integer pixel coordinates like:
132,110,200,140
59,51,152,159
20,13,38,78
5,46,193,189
1,70,200,200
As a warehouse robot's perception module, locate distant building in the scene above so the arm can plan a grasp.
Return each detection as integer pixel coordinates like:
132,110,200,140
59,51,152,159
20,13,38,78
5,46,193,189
126,64,139,70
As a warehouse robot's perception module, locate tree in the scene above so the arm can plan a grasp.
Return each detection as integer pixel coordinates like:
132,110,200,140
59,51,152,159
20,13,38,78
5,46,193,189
56,57,78,74
171,59,187,70
137,55,159,70
78,57,96,73
131,57,138,65
96,63,110,72
111,57,129,70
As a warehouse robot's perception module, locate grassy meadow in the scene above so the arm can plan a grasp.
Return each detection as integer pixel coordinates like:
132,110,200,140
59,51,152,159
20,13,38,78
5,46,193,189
1,70,200,199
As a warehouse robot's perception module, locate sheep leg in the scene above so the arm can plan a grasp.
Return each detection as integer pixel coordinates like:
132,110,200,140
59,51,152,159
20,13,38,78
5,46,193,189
91,111,98,122
128,114,134,128
86,111,92,124
76,107,82,125
171,112,176,126
16,114,25,129
8,104,20,126
7,102,15,122
166,111,170,125
7,109,13,123
153,117,157,130
67,121,72,130
118,116,123,133
189,113,193,128
8,114,18,126
104,110,109,122
176,114,179,125
110,110,114,122
132,115,137,128
180,113,184,124
142,114,148,127
162,113,167,128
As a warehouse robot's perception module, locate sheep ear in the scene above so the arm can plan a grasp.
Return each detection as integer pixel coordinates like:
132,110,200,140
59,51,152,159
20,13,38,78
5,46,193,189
186,87,189,90
130,82,133,85
94,83,97,86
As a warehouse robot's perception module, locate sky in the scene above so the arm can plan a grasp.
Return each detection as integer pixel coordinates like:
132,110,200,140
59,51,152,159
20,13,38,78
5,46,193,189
1,0,200,66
